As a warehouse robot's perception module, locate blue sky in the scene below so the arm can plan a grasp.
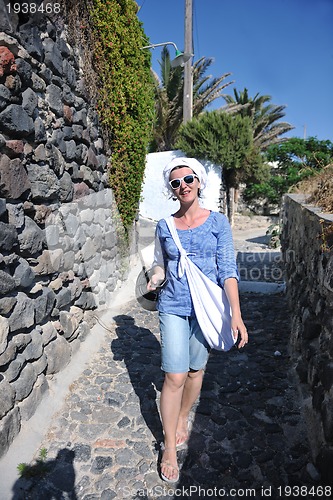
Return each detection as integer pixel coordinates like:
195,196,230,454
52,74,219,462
137,0,333,142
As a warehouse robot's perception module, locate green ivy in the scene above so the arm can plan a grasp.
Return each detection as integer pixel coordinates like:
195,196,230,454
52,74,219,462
88,0,155,229
61,0,155,229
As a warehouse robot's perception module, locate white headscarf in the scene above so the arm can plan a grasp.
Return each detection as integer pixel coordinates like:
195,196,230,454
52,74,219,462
163,157,207,195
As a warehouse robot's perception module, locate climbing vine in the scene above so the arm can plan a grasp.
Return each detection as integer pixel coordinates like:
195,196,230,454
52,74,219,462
61,0,155,229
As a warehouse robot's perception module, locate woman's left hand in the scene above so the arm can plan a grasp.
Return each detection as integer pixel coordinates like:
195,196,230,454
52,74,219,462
231,315,248,349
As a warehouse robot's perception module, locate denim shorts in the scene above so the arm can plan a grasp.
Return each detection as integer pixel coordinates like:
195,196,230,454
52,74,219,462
159,312,210,373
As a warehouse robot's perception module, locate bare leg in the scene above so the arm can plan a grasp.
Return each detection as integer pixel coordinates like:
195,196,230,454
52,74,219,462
159,372,187,481
176,369,204,445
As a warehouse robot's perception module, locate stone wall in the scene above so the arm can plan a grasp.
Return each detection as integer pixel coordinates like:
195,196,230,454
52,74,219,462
0,3,134,457
281,194,333,484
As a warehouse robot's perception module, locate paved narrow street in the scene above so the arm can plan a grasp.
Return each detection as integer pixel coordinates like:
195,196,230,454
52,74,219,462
5,217,323,499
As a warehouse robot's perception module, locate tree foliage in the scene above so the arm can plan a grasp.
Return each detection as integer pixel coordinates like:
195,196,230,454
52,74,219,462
176,110,268,220
151,47,233,152
178,112,249,176
223,88,294,150
243,137,333,208
265,137,333,169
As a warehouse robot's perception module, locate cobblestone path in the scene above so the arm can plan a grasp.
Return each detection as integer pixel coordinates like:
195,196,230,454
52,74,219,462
12,291,319,499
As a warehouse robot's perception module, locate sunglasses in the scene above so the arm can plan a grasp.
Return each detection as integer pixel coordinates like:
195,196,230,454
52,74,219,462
169,174,199,190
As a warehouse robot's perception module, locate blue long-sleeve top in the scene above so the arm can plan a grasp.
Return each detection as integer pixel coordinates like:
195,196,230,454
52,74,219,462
153,211,239,316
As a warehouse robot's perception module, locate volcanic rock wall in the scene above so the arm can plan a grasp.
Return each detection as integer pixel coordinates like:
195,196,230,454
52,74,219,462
0,2,133,457
281,194,333,484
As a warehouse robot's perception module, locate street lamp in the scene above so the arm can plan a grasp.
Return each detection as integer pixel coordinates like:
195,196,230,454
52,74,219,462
140,42,192,68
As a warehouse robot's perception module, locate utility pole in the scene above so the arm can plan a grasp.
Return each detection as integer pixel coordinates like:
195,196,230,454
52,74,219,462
183,0,193,124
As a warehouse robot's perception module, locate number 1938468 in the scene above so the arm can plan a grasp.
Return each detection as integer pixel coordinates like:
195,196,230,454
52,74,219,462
6,3,61,14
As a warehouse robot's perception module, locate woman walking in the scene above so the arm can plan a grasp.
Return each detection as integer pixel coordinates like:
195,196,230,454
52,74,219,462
147,157,248,483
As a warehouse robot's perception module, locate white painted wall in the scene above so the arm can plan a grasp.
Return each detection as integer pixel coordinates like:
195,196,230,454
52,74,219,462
139,150,221,221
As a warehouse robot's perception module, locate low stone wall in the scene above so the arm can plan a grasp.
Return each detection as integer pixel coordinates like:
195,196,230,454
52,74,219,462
281,194,333,484
0,5,134,457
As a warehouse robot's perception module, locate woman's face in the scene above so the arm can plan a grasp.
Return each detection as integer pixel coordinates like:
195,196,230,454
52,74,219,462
169,167,200,203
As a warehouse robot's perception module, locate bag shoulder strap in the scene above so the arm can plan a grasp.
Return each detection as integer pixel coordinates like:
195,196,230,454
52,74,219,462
165,216,189,278
165,216,183,252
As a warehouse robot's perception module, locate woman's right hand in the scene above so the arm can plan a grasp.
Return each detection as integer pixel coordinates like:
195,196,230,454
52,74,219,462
147,268,165,291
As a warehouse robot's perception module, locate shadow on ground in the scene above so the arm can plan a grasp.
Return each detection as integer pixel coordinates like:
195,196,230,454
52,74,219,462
172,292,317,499
110,293,318,499
246,235,270,245
111,314,164,445
12,448,77,500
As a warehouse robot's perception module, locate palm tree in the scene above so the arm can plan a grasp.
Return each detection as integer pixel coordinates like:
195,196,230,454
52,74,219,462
222,88,294,151
150,47,234,152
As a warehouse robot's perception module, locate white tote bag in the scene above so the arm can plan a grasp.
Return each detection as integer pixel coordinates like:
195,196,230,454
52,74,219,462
165,217,236,351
